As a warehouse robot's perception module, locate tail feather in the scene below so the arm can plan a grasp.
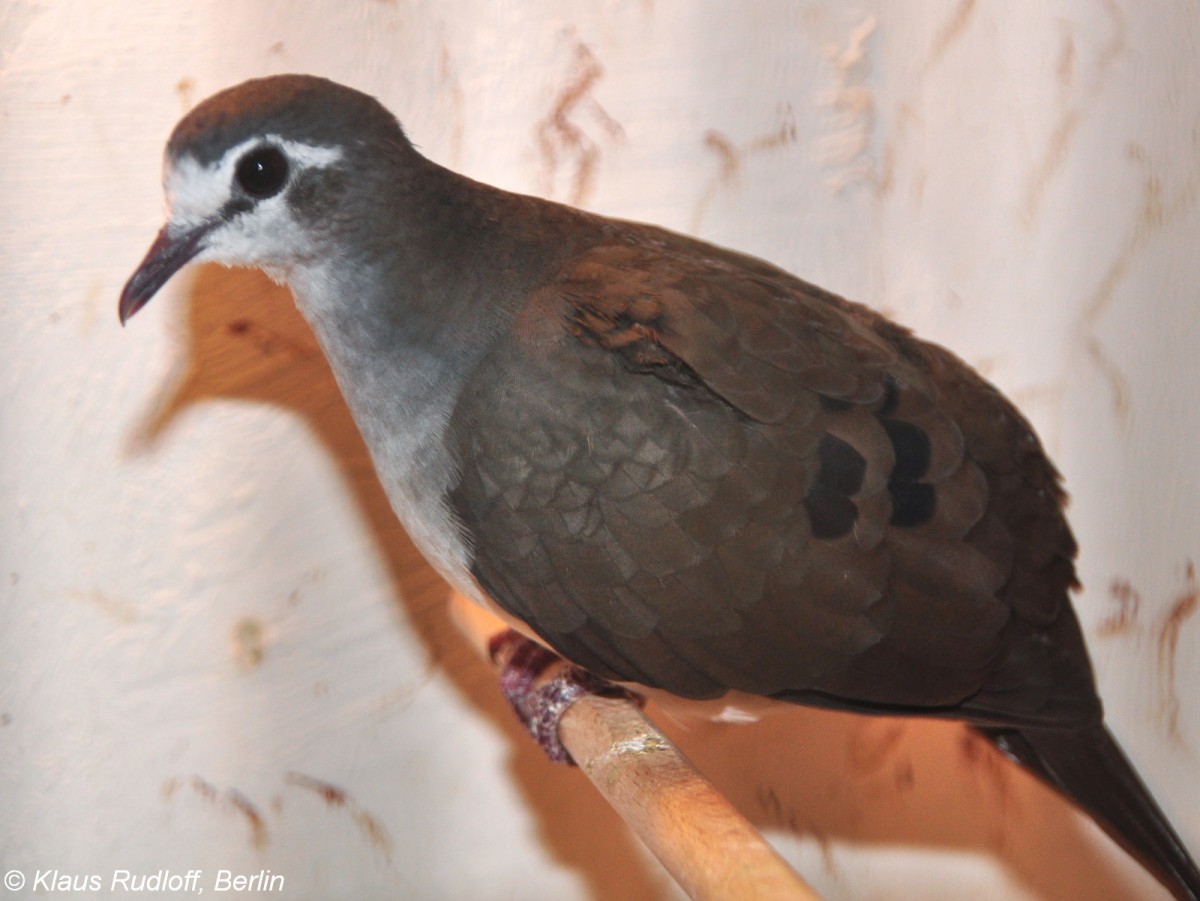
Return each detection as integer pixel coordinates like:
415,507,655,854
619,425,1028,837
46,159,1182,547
979,724,1200,901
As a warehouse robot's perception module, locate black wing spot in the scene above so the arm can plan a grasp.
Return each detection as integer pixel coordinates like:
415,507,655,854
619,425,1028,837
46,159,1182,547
881,419,931,481
877,398,937,526
804,434,867,539
887,480,936,526
804,484,858,539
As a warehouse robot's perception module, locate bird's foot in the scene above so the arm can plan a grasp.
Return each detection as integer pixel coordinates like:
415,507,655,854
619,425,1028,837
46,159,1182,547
488,630,640,764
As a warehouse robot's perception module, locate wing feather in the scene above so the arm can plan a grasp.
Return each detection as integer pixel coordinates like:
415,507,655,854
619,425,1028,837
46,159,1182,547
447,235,1091,724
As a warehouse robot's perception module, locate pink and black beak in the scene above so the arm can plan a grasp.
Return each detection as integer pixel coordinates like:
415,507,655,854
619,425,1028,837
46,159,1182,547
118,220,217,325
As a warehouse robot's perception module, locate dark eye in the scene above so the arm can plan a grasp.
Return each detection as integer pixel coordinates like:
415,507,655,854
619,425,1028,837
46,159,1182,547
235,146,289,198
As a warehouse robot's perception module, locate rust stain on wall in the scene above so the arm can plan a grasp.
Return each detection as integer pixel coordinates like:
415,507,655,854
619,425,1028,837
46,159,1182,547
878,1,978,198
231,615,266,670
437,40,465,167
690,109,797,231
226,788,268,850
1094,561,1198,746
923,0,978,76
1055,31,1076,91
65,588,138,624
702,131,739,184
1077,137,1200,424
816,15,877,193
1020,0,1126,229
286,771,395,862
1098,578,1141,636
1157,561,1198,743
176,78,196,113
164,776,269,849
536,36,624,206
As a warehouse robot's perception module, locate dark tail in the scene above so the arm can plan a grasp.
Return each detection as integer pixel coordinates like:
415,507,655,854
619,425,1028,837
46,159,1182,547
979,723,1200,901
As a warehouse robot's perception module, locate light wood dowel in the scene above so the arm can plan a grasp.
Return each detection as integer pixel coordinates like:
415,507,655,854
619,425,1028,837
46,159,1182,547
450,593,824,901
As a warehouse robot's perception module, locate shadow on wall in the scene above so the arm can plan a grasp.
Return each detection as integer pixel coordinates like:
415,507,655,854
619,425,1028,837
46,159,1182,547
128,264,1153,901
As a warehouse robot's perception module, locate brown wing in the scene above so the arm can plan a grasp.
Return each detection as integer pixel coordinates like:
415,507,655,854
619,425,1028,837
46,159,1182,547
447,233,1099,728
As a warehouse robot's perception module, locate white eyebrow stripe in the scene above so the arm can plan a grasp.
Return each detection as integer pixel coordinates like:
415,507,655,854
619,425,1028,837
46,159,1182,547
164,136,344,230
278,139,343,169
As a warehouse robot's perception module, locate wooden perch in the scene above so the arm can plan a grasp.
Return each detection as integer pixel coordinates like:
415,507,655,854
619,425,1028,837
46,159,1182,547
450,593,824,901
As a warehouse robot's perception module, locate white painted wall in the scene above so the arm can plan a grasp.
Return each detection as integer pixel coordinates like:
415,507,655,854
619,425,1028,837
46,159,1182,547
2,2,1197,899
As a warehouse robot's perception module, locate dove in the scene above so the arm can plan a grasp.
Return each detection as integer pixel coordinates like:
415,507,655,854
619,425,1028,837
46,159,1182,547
120,75,1199,899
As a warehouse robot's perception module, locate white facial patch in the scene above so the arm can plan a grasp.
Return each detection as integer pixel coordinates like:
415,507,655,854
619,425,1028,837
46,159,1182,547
161,136,344,275
163,135,343,230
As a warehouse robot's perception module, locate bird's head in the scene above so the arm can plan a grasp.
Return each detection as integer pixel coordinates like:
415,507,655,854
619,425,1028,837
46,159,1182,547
119,74,406,324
